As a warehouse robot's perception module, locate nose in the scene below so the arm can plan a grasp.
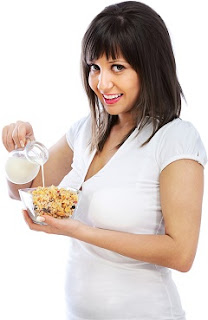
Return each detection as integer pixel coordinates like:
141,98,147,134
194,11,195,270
97,70,114,92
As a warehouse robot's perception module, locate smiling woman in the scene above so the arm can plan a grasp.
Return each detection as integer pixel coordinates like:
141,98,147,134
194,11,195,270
1,1,207,320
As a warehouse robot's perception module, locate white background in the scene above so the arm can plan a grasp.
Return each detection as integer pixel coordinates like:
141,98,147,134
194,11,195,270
0,0,207,319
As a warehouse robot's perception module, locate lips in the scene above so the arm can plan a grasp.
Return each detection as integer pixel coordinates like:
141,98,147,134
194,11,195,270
102,93,123,105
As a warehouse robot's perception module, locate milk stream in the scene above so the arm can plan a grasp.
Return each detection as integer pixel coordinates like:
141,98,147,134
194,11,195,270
41,164,45,187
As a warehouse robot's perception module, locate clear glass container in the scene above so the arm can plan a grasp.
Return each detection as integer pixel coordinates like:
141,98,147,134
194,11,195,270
5,141,49,184
19,186,79,225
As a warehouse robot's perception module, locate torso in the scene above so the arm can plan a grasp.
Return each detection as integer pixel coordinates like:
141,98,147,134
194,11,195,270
60,116,190,319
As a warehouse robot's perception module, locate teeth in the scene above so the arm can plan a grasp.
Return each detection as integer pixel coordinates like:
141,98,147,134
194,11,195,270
103,94,122,100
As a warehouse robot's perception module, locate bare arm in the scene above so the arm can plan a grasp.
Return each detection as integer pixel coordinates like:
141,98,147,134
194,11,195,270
24,159,204,272
2,121,73,199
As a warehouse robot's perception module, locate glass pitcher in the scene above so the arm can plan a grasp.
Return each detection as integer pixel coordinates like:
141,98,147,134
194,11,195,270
5,141,49,184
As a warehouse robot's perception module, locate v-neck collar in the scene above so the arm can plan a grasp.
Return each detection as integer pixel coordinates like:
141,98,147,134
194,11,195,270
81,126,138,187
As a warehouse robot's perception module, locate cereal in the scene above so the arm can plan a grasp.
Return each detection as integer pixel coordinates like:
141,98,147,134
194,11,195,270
31,185,78,219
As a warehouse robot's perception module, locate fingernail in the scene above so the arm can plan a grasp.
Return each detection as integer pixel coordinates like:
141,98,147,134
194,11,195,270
20,140,25,148
36,216,45,222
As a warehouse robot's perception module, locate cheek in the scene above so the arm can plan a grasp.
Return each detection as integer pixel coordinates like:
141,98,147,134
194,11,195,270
88,75,97,92
125,72,140,98
131,77,140,99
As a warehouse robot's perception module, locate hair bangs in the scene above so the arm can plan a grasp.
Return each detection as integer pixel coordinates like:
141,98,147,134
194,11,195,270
83,18,131,65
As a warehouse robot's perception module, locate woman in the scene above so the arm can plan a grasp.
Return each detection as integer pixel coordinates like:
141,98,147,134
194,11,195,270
2,1,207,319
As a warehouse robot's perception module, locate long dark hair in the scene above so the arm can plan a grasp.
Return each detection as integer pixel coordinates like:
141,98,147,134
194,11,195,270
81,1,184,151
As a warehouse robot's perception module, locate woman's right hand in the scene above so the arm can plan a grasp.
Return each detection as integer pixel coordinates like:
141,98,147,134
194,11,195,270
2,121,35,152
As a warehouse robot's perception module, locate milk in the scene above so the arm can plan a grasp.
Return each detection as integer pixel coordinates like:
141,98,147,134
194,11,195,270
5,141,49,185
5,156,40,184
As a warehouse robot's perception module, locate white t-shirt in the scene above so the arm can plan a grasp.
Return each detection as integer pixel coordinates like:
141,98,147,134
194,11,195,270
60,115,207,320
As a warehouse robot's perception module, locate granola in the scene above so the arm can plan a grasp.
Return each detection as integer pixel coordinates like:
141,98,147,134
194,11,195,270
31,185,78,219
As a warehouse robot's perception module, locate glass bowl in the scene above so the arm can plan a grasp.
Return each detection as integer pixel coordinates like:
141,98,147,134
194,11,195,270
19,186,79,225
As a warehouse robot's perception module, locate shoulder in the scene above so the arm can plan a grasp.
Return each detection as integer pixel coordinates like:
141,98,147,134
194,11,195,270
68,114,91,134
158,118,198,138
153,118,207,172
66,114,91,150
154,118,203,147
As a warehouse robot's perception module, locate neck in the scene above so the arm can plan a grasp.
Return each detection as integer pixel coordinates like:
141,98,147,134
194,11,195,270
116,114,136,130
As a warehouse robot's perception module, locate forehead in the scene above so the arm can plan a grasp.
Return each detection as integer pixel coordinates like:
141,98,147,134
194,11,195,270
88,52,127,63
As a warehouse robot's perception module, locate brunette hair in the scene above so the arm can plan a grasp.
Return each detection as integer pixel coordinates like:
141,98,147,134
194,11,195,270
81,1,184,151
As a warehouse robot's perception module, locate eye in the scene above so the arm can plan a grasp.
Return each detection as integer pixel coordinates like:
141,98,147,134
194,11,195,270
88,64,100,72
112,64,125,72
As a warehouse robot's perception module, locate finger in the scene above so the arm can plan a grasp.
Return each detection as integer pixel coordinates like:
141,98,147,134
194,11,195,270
22,210,73,235
42,214,81,237
25,136,32,145
22,210,49,232
11,122,24,149
38,215,70,235
12,121,30,148
17,121,35,148
11,121,35,149
2,124,16,151
39,215,64,233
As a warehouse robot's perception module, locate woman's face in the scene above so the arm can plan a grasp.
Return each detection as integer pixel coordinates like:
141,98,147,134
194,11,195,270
88,54,140,121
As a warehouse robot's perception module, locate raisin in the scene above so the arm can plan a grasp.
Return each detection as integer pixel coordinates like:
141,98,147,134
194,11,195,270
42,207,51,213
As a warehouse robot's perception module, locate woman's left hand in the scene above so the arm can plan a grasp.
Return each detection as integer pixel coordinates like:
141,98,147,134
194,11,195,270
22,210,84,238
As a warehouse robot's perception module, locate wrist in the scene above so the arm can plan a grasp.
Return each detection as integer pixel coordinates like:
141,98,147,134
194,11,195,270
73,220,95,242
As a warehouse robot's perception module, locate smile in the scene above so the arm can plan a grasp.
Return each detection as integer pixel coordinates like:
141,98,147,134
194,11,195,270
102,93,123,104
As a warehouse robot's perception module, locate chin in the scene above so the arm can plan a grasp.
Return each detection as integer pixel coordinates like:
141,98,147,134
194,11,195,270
104,105,120,115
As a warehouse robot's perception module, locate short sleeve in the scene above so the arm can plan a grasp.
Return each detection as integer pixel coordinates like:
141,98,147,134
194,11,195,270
66,115,90,151
156,119,207,172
